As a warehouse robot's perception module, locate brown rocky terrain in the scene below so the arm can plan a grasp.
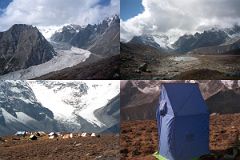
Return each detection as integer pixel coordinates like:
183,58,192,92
120,43,165,80
0,134,119,160
120,114,240,160
121,42,240,80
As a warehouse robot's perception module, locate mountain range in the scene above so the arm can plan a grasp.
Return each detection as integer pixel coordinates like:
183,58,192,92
51,15,120,57
120,80,240,121
0,15,120,79
125,25,240,55
0,80,120,136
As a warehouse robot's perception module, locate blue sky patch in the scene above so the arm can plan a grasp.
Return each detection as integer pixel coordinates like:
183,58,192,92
98,0,111,6
0,0,12,9
121,0,144,21
0,0,12,15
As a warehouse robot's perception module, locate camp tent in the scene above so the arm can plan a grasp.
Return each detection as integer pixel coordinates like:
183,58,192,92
48,132,58,139
15,131,26,137
48,132,57,136
29,135,37,140
156,83,209,160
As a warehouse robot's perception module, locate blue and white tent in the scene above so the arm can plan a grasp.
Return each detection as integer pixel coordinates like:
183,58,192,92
156,83,209,160
15,131,26,136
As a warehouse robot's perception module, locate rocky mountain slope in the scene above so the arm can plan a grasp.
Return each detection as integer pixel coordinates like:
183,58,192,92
190,38,240,55
51,15,120,57
35,54,120,80
175,26,240,54
0,24,56,75
129,35,163,51
120,80,240,121
0,81,120,136
178,26,240,54
173,29,229,53
0,80,56,136
128,34,174,51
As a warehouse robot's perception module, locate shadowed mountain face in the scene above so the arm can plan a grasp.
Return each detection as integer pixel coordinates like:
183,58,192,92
88,15,120,57
129,35,163,51
51,15,120,57
94,96,120,133
0,24,56,75
0,81,54,120
206,88,240,114
0,80,56,136
190,39,240,55
173,29,229,53
120,80,240,121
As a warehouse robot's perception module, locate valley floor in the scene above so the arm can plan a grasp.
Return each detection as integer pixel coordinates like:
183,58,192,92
120,114,240,160
0,134,119,160
121,54,240,80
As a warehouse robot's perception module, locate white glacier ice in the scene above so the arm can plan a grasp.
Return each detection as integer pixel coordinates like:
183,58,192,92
28,81,120,128
0,47,91,80
76,81,120,127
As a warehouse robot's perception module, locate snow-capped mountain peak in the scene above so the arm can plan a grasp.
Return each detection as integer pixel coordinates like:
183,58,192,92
152,34,173,49
38,26,63,40
130,35,161,49
105,14,119,26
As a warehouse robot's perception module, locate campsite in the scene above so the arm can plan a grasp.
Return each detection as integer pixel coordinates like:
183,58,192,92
120,81,240,160
0,132,119,160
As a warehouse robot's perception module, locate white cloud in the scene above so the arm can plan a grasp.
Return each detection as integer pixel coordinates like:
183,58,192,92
121,0,240,42
0,0,119,31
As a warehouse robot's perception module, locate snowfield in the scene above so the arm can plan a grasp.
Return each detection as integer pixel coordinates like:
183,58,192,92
38,26,63,40
28,82,76,121
76,81,120,127
28,81,120,128
0,47,91,80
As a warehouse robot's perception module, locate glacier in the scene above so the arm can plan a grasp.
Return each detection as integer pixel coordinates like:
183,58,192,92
0,47,91,80
28,81,120,128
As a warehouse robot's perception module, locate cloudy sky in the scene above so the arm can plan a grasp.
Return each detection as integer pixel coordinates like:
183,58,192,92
121,0,240,42
0,0,119,31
